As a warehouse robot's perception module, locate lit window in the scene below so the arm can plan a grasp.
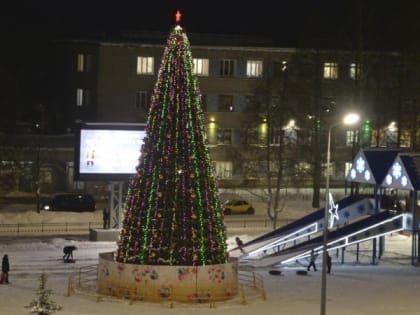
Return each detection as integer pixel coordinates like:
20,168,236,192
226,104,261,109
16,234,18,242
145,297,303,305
77,53,92,72
346,130,358,146
136,91,149,110
283,120,299,145
214,161,232,179
220,59,235,77
193,58,209,76
385,122,398,147
246,60,263,77
76,88,90,106
269,128,282,146
76,89,83,106
399,129,411,148
137,57,154,75
323,62,338,79
349,63,361,80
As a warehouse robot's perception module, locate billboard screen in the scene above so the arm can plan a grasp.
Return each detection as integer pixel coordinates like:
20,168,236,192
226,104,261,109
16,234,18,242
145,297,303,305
74,122,146,181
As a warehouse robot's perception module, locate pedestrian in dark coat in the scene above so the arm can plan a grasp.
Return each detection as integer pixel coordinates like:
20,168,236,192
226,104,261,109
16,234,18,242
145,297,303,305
307,249,317,271
327,252,332,274
103,207,110,229
63,246,77,261
1,254,9,284
235,237,245,254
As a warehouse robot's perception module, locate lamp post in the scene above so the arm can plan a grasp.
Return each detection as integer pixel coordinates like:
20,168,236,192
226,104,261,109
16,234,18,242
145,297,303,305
320,113,359,315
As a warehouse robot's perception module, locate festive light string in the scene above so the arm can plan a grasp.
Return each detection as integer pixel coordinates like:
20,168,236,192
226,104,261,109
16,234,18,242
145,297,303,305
116,24,228,266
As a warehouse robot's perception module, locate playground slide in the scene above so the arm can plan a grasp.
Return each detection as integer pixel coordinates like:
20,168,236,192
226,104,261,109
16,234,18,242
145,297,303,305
240,195,375,258
241,210,412,268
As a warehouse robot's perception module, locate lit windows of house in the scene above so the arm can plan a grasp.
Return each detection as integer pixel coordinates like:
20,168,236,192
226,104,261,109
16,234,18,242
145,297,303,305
399,129,411,148
193,58,209,76
77,53,92,72
283,119,299,145
370,122,399,148
349,63,361,80
346,130,358,146
246,60,263,78
385,121,398,147
135,91,149,110
269,128,282,146
218,95,234,112
323,62,338,79
214,161,232,179
136,57,154,75
220,59,235,77
76,88,90,106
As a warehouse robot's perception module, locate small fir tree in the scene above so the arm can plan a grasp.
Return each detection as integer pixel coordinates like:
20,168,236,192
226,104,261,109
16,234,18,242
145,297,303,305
26,273,62,315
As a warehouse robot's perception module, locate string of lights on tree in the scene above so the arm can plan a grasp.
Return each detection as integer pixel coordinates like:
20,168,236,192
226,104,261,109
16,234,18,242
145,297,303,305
116,12,228,266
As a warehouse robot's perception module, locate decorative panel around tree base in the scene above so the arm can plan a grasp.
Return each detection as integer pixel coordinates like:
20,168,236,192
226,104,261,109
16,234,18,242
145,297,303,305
97,253,238,303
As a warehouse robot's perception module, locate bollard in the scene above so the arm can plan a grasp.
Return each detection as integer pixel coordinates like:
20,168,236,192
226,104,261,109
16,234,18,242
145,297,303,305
252,272,257,289
260,279,267,301
240,285,247,305
66,275,74,297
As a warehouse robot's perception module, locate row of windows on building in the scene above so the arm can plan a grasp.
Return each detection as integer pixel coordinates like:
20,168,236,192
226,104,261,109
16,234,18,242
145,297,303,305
208,123,409,148
135,57,360,80
76,53,361,80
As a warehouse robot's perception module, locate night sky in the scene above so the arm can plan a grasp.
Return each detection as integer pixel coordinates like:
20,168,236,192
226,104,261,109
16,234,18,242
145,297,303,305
0,0,419,132
1,1,418,49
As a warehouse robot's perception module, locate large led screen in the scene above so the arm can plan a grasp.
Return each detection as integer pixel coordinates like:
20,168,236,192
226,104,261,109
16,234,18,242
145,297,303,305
74,123,146,181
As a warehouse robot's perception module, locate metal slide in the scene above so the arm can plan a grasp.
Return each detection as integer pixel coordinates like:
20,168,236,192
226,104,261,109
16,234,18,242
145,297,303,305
235,195,375,260
240,210,412,268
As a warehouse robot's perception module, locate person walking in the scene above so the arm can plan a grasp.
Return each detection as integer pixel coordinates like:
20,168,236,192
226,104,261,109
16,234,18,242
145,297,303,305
307,249,317,271
235,237,245,254
1,254,9,284
327,252,332,274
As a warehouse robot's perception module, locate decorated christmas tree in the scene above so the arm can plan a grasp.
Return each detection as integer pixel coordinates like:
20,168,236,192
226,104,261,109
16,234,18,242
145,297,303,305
116,12,228,267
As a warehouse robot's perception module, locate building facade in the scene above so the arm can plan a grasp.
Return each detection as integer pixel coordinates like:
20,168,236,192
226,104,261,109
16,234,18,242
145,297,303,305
1,31,420,195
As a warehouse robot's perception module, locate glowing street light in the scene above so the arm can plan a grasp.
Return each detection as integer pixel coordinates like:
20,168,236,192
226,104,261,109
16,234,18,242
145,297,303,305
320,112,360,315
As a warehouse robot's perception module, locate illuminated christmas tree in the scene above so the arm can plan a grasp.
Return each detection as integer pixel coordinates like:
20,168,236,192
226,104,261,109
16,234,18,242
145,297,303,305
116,13,228,267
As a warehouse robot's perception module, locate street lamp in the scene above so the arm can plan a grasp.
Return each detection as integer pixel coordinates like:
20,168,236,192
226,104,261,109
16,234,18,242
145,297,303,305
320,112,359,315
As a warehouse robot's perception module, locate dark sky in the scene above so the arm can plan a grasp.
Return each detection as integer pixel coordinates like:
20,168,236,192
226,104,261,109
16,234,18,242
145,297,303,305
0,0,418,130
1,1,418,49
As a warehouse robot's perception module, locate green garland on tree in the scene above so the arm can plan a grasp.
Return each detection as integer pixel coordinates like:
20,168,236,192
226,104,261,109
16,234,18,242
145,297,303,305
116,24,228,266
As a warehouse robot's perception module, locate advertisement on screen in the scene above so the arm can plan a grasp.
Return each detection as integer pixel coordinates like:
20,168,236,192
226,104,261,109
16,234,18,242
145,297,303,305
74,123,146,181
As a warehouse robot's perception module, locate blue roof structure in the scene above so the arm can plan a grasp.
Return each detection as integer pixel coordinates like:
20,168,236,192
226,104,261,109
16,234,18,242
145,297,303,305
382,153,420,191
346,149,402,185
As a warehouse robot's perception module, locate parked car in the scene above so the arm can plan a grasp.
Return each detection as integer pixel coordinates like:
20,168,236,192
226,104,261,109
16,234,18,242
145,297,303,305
41,193,96,212
223,199,255,215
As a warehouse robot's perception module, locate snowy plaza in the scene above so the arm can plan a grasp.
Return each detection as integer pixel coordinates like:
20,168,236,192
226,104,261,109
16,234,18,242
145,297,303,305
0,231,418,315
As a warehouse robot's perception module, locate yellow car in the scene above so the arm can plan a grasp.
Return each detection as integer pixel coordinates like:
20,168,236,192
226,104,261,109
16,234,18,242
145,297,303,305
223,199,255,215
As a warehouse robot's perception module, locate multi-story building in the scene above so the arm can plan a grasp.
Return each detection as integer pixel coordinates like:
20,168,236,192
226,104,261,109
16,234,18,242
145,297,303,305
1,30,419,195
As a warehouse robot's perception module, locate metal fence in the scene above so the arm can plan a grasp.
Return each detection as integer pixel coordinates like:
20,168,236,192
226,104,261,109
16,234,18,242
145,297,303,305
0,218,292,236
225,217,293,229
0,222,103,235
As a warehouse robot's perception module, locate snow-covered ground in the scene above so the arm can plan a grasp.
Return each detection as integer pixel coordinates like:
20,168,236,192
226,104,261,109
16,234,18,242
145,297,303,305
0,201,419,315
0,232,418,315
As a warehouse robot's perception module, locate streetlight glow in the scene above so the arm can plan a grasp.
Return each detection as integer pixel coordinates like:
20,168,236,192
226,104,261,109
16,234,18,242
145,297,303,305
320,112,360,315
343,113,360,125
